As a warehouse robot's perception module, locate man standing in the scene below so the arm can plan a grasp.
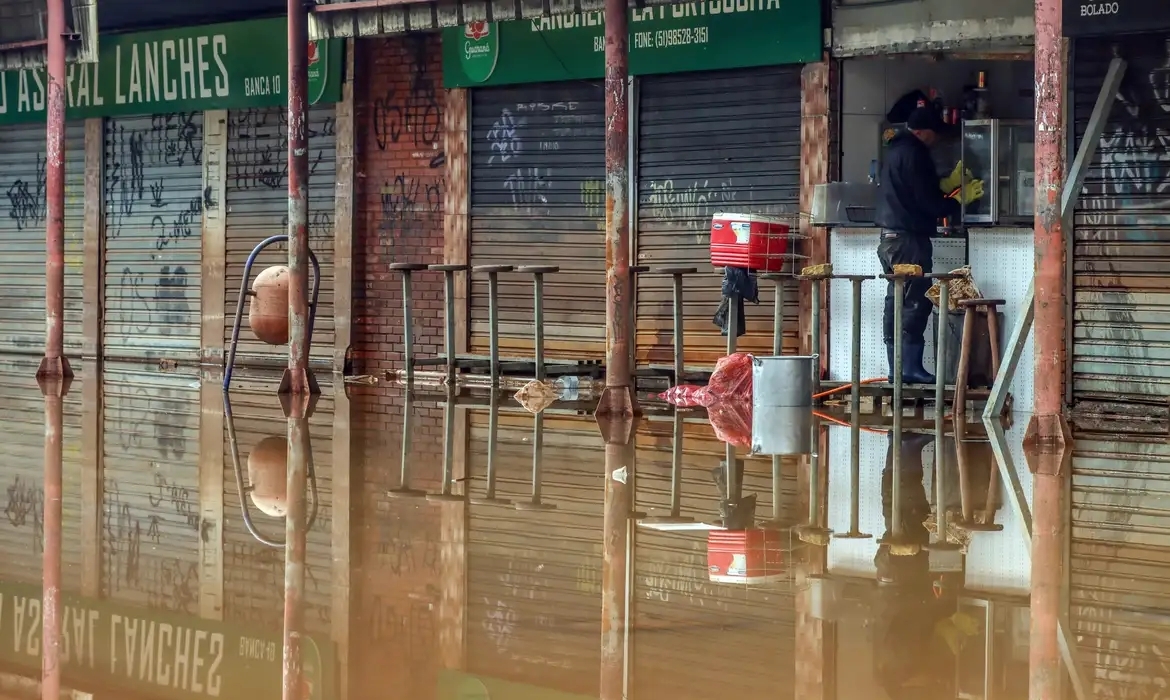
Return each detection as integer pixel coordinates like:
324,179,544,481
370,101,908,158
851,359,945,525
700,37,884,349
874,106,983,384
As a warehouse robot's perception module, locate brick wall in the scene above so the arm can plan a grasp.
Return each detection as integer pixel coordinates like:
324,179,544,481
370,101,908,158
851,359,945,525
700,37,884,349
352,33,447,376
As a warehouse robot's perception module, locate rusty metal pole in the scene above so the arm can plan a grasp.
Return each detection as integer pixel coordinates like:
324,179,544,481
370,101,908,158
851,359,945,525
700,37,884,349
280,0,318,396
598,416,635,700
1029,0,1066,443
282,406,310,700
37,0,72,380
39,377,68,700
597,0,637,420
1029,463,1065,700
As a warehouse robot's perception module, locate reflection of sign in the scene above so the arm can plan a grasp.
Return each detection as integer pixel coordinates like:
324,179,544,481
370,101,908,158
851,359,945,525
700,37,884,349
0,580,334,700
0,16,343,126
441,0,821,88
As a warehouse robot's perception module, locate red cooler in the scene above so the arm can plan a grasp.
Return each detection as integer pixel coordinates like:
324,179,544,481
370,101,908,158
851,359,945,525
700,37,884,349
707,529,786,584
709,212,790,272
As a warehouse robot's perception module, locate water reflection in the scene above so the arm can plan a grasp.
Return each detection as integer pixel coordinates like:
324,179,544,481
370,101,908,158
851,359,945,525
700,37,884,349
1,359,1167,699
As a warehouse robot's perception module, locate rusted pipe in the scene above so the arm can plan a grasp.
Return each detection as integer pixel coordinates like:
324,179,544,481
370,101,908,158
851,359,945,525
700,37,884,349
281,0,316,395
38,0,71,380
597,0,636,418
1030,467,1064,700
1033,0,1065,426
40,381,65,700
282,408,311,700
599,418,634,700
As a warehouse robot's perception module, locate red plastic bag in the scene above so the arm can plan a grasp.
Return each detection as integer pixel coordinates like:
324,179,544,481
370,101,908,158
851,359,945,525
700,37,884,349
703,352,754,405
707,398,752,449
658,384,708,407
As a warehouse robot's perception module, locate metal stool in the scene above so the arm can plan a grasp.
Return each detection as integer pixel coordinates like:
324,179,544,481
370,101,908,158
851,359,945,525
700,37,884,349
514,412,556,511
516,265,559,381
954,298,1005,416
429,263,470,385
389,262,429,384
473,264,514,382
428,386,464,503
470,390,511,507
798,269,832,394
794,415,832,546
953,419,1004,533
654,266,697,384
831,274,874,540
758,273,789,356
639,409,693,526
388,390,426,499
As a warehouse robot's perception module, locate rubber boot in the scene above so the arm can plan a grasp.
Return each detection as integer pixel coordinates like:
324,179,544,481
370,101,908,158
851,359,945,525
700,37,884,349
886,342,895,380
902,341,935,385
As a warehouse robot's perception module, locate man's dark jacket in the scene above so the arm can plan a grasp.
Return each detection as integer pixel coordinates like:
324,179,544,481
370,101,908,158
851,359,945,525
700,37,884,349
874,131,961,237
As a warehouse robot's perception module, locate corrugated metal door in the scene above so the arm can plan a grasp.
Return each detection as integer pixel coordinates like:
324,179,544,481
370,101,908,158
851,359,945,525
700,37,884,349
223,376,335,638
0,121,85,355
224,106,337,368
469,83,606,360
103,112,204,363
633,419,798,699
0,357,85,590
467,411,603,695
100,362,202,614
1071,436,1170,698
636,66,803,367
1071,34,1170,410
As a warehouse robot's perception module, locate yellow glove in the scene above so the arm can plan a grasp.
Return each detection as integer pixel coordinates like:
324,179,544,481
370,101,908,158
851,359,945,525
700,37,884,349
953,178,985,205
939,161,972,192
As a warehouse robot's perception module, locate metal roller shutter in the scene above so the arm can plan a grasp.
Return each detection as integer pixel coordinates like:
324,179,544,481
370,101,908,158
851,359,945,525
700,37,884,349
635,66,802,367
222,376,335,638
100,362,201,613
0,121,85,355
469,83,607,361
467,411,603,695
1071,34,1170,411
224,106,337,368
0,357,85,591
1071,436,1170,698
103,112,204,363
633,420,797,700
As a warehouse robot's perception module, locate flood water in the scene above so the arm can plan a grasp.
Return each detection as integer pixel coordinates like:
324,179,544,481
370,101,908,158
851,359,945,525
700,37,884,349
0,355,1165,700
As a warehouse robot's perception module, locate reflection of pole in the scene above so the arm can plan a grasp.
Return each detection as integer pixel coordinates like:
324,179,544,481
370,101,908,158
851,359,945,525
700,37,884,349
40,376,68,700
38,0,72,380
280,0,318,396
598,417,635,700
283,407,311,700
596,0,637,420
1031,468,1064,700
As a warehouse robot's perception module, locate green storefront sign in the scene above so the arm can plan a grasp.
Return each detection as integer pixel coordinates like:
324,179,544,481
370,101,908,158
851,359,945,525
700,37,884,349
0,16,343,126
0,581,333,700
441,0,821,88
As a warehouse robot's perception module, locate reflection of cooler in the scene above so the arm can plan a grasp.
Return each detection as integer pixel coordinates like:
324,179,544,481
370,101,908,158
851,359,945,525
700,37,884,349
707,529,786,584
709,212,790,273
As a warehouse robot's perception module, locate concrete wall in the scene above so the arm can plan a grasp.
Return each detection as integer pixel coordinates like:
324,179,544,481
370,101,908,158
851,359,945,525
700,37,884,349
832,0,1034,56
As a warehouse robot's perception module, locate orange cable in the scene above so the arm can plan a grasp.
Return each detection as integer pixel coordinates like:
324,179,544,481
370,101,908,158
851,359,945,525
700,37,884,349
811,377,888,400
811,410,887,434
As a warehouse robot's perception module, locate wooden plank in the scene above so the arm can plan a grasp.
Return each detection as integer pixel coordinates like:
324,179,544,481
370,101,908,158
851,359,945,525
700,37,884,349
445,87,470,354
331,379,352,700
82,118,103,360
333,40,356,373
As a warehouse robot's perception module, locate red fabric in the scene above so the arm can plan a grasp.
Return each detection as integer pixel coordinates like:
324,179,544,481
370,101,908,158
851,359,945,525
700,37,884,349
659,384,708,407
703,352,754,404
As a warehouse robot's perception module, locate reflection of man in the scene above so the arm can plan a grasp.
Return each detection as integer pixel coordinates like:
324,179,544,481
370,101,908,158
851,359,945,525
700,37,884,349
875,106,983,383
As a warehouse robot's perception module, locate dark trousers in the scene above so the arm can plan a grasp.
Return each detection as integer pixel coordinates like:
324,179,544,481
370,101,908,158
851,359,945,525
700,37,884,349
877,231,933,344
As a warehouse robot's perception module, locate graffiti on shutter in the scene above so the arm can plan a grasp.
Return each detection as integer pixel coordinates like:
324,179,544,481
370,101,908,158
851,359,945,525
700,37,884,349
103,113,204,363
1072,33,1170,410
224,105,337,368
0,121,85,354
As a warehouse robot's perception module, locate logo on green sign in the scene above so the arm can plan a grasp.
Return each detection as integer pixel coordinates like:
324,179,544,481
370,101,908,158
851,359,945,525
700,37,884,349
460,21,499,83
